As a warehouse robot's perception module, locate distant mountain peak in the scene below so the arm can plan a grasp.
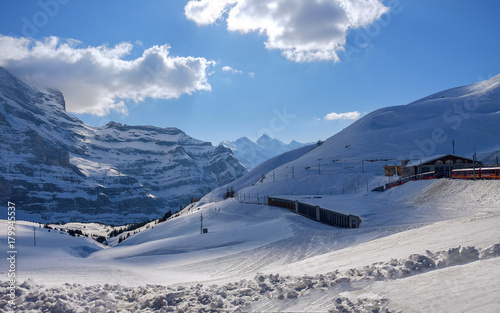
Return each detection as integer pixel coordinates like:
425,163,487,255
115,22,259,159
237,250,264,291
221,136,312,169
408,73,500,106
256,134,284,145
0,66,66,111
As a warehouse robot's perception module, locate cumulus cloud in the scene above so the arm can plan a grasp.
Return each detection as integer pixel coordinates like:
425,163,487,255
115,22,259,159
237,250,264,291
222,65,243,73
325,111,360,120
0,35,215,116
184,0,238,25
185,0,389,62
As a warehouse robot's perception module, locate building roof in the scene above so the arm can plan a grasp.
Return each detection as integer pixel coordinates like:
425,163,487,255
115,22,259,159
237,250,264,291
404,154,475,167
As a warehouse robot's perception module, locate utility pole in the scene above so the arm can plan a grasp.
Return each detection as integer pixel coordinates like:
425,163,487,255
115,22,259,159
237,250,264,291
33,226,36,247
473,147,477,181
452,139,455,155
200,213,203,234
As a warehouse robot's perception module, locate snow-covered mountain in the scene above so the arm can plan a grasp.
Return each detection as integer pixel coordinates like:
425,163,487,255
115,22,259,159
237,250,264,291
3,75,500,312
220,135,311,169
0,68,247,223
206,74,500,199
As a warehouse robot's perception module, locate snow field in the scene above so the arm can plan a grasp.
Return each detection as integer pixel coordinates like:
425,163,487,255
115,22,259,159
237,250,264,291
2,243,498,312
366,257,500,313
1,179,500,312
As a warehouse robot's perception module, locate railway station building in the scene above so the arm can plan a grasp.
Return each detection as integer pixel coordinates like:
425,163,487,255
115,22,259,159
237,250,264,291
401,154,480,178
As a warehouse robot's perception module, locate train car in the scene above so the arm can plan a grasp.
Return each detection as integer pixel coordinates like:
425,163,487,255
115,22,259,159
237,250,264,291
480,167,500,179
451,169,470,179
384,171,436,190
421,171,437,180
384,180,400,190
451,167,500,180
409,171,436,181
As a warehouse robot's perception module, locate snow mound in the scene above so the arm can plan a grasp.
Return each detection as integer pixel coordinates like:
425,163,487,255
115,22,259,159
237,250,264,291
3,243,498,312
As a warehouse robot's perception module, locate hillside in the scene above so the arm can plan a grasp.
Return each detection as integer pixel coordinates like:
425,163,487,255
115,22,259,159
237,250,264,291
3,179,500,312
0,68,247,223
203,74,500,201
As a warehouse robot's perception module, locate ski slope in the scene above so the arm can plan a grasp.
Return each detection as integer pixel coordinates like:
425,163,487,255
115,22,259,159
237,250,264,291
1,179,500,312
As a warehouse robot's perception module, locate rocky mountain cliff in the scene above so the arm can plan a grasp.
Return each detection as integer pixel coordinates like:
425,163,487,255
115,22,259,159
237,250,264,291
0,68,246,223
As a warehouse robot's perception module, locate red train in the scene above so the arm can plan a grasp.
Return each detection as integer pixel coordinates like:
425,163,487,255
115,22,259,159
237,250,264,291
451,167,500,180
384,171,436,190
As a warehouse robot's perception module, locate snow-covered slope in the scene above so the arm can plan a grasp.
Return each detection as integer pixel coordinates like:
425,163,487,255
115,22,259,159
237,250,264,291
1,73,499,312
220,135,311,169
2,179,500,312
205,74,500,201
0,68,247,223
204,143,317,200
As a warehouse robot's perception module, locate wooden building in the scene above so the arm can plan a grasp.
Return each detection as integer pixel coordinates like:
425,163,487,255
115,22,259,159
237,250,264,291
383,165,402,176
402,154,480,178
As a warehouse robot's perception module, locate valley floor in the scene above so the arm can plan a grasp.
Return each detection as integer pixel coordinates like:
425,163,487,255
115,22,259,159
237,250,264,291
1,179,499,312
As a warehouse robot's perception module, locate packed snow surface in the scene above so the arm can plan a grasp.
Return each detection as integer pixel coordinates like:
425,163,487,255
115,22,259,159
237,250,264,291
1,179,500,312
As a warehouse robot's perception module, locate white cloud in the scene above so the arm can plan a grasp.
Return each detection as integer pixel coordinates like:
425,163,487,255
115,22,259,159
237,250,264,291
325,111,361,120
248,72,255,78
0,35,215,116
184,0,238,25
222,65,242,73
185,0,389,62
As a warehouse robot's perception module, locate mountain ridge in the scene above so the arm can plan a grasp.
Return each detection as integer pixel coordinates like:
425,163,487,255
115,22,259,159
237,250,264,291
220,134,312,170
0,68,247,224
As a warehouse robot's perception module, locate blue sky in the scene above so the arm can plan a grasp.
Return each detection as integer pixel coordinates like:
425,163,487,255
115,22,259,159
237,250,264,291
1,0,499,145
